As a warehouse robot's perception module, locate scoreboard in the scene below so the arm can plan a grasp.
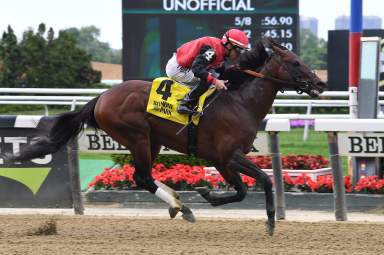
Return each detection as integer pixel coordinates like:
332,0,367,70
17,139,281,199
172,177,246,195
122,0,299,80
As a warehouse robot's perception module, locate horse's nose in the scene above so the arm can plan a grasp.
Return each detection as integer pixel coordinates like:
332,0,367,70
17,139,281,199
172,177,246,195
315,81,327,93
310,89,320,98
316,81,327,88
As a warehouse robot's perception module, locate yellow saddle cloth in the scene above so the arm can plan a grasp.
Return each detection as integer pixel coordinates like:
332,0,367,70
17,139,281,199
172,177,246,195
146,77,216,125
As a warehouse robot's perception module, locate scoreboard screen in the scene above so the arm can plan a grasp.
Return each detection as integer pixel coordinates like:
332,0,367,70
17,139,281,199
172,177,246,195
122,0,299,80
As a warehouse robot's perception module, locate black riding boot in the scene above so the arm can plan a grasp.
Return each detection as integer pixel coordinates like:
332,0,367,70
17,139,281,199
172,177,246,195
177,82,209,115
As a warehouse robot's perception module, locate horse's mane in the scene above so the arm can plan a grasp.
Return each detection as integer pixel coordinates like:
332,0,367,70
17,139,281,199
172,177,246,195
238,40,269,70
219,40,269,90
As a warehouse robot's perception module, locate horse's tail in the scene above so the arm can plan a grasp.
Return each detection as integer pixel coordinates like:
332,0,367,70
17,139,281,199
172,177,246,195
6,96,100,162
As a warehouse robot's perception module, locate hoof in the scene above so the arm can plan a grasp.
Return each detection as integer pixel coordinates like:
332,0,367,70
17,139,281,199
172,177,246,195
168,207,181,219
265,220,275,236
181,206,196,223
195,186,209,196
195,187,211,201
209,201,221,207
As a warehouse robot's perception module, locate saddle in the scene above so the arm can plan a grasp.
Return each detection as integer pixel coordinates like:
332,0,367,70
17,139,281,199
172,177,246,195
146,77,215,125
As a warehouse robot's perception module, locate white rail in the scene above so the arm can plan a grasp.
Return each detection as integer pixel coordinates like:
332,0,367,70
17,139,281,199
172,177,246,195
1,88,383,96
315,119,384,132
0,96,94,101
265,114,351,119
1,88,383,129
0,88,106,94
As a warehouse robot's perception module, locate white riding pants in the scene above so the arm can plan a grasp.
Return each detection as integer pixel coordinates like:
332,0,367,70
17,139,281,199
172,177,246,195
165,54,200,85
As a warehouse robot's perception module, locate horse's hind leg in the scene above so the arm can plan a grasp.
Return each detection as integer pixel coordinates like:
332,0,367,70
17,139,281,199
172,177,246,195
133,139,195,222
196,164,247,207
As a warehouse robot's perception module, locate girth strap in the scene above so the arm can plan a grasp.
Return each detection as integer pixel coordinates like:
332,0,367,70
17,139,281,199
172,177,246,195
187,115,198,156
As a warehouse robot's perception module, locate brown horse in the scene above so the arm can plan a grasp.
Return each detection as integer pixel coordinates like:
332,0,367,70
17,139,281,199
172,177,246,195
3,38,326,236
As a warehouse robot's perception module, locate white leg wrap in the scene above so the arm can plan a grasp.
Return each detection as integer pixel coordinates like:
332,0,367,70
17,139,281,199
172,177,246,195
155,180,179,199
155,187,181,208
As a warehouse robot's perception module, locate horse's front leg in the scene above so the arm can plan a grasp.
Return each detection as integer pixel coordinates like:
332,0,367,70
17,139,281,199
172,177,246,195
150,143,195,222
154,180,195,222
230,151,275,236
134,170,195,222
196,163,247,206
131,138,195,222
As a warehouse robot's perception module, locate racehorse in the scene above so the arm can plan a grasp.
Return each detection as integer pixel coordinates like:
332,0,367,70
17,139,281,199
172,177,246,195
2,38,326,236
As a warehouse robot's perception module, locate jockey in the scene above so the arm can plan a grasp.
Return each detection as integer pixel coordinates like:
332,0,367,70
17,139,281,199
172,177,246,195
166,28,249,115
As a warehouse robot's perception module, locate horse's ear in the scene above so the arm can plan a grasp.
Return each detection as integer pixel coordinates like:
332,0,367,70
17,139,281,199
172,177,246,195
262,37,288,54
270,44,286,54
261,37,273,57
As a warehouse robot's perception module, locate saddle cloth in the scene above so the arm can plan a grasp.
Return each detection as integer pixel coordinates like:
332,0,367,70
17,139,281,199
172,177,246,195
146,77,215,125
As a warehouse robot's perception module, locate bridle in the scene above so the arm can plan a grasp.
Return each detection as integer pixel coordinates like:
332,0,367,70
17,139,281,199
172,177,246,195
240,50,314,94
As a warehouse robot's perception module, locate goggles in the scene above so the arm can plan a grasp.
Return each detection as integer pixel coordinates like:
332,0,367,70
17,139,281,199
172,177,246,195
232,45,247,54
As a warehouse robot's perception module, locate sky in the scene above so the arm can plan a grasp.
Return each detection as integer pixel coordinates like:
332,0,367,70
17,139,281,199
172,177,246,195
0,0,384,49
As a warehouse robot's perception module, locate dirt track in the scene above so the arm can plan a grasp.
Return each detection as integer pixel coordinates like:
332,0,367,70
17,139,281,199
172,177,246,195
1,215,384,255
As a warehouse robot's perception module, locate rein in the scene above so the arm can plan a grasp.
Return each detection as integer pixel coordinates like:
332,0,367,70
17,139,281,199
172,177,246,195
239,49,312,94
240,68,309,94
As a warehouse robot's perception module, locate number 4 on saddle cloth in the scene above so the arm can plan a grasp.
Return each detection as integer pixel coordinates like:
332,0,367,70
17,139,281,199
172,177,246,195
146,77,216,125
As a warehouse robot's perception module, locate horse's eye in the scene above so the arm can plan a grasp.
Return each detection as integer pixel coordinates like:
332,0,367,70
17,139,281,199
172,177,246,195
293,61,300,67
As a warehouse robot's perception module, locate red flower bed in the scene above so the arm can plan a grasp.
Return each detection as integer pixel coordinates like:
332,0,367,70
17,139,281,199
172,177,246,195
354,176,384,194
89,165,136,190
283,172,295,191
293,173,316,192
247,155,329,170
289,173,354,193
89,163,257,191
88,162,384,194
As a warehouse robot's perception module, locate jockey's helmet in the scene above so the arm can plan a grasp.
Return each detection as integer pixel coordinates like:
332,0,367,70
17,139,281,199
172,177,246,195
221,29,249,53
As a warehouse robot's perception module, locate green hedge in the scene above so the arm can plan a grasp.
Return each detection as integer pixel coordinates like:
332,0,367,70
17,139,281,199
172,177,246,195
0,105,44,114
111,154,212,168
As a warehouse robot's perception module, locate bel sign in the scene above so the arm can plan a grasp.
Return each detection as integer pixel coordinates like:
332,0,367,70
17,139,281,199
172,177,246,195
338,133,384,156
78,131,269,155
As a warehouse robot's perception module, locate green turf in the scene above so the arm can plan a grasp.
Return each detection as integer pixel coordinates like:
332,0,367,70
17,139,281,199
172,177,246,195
279,127,329,156
279,127,349,174
79,158,115,191
79,153,116,191
79,152,113,160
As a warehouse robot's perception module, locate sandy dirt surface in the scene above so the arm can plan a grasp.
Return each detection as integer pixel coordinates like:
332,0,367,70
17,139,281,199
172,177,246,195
1,215,384,255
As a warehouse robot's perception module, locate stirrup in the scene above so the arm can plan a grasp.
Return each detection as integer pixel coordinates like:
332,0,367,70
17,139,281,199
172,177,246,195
177,105,197,115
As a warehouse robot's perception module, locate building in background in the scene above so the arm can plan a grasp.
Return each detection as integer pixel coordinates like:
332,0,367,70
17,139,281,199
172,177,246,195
91,62,122,85
335,15,382,30
300,17,318,37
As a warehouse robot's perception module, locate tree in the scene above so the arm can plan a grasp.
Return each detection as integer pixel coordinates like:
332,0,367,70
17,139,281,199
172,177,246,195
0,26,24,87
44,30,101,87
300,29,327,70
19,24,50,87
64,26,121,64
0,23,101,88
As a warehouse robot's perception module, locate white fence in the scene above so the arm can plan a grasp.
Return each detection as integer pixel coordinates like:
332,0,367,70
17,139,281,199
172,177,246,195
2,88,384,113
2,88,384,141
